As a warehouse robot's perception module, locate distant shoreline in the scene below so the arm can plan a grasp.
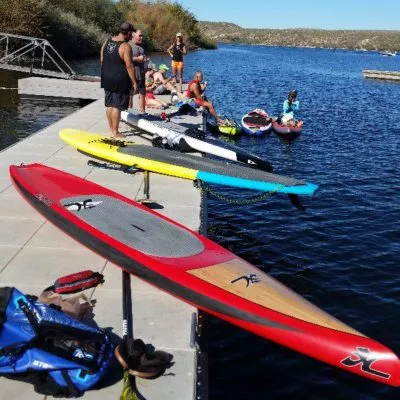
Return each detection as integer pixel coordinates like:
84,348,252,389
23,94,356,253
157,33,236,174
212,42,380,52
199,22,400,52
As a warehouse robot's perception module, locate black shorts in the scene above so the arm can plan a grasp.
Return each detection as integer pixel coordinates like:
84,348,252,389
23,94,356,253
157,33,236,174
104,91,130,110
132,78,146,96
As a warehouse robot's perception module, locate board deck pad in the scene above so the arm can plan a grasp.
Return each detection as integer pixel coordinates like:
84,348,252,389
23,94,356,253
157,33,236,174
117,144,301,186
61,195,204,258
243,115,270,126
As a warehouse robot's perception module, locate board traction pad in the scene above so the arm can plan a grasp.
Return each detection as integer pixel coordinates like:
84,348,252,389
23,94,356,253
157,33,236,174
61,195,204,258
117,144,302,186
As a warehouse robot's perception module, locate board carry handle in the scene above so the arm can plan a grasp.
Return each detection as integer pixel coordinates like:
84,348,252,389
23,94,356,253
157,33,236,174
46,270,104,294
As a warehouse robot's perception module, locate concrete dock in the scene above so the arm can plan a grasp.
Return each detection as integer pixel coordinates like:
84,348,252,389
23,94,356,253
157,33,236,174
18,76,103,100
0,96,205,399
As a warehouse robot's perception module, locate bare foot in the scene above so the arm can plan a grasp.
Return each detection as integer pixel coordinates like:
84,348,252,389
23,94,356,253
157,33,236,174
111,133,125,139
217,118,225,125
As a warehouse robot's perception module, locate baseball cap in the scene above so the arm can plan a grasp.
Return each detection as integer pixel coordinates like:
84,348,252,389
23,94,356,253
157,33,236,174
159,64,169,71
176,32,182,37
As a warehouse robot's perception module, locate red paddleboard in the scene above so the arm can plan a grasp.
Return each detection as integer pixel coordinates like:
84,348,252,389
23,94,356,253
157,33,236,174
9,163,400,386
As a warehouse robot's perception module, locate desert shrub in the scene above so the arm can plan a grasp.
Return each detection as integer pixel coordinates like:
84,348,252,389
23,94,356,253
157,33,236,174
118,0,215,51
49,0,123,33
0,0,45,37
43,6,108,58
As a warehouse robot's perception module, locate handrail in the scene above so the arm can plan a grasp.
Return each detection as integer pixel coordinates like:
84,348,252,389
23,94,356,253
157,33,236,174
0,32,75,77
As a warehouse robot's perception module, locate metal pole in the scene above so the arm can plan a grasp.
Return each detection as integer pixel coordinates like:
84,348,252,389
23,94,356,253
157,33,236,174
29,44,35,75
41,42,45,68
143,170,150,200
202,109,207,133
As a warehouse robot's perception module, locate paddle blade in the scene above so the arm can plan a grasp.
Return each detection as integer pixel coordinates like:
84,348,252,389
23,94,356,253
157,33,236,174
119,371,140,400
288,194,305,210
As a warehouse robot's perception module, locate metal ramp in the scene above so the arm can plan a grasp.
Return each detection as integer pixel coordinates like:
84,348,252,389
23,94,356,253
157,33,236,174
0,32,75,79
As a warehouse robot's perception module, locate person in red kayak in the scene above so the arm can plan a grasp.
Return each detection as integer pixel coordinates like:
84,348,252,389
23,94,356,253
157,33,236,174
186,71,224,125
279,89,303,128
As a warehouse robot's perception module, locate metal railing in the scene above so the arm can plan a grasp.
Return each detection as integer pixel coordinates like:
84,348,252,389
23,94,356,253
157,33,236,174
0,32,75,78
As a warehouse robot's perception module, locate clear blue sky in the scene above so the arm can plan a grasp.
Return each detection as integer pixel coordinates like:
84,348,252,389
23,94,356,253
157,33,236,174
179,0,400,30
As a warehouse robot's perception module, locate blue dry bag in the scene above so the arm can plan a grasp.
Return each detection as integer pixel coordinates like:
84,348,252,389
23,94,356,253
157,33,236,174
0,287,114,397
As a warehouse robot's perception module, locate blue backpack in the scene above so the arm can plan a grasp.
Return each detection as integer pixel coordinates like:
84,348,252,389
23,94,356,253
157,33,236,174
0,287,114,397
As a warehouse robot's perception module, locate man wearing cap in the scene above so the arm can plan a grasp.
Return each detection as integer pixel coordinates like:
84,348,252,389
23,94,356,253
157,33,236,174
129,29,148,113
153,64,185,100
101,22,137,138
167,32,187,93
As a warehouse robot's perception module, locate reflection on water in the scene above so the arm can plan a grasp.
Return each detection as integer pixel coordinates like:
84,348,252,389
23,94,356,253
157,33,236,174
0,70,81,151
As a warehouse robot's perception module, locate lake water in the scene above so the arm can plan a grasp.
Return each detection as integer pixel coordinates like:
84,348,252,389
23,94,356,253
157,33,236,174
185,45,400,400
1,44,399,399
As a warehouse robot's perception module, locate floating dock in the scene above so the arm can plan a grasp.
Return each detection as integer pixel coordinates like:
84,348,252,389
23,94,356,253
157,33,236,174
0,94,206,399
18,76,103,100
363,69,400,81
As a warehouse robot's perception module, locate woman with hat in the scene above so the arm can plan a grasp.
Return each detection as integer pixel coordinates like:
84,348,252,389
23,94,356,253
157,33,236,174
167,32,187,93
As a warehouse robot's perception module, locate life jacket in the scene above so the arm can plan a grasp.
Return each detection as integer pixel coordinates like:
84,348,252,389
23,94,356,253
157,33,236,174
186,79,202,99
0,286,113,397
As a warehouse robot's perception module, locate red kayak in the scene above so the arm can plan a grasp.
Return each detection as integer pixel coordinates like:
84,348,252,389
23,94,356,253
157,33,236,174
9,163,400,387
272,120,302,138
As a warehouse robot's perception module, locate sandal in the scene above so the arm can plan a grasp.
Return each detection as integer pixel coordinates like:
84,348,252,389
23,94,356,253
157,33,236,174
115,338,171,379
128,350,171,379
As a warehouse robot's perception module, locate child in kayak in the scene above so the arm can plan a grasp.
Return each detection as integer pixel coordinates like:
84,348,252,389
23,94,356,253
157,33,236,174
279,90,303,128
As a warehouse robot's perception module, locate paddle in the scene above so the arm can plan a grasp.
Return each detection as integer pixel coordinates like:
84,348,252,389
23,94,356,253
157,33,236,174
288,194,305,211
118,270,140,400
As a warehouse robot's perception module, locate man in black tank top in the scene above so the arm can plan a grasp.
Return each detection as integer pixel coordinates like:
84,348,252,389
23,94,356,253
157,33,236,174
101,22,137,138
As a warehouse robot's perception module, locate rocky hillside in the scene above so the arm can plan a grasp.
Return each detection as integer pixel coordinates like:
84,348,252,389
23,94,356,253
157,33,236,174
199,21,400,51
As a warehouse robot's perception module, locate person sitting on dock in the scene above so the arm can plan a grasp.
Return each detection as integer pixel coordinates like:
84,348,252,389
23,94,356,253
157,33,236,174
186,71,224,125
279,89,303,128
100,22,137,138
144,65,169,109
153,64,186,101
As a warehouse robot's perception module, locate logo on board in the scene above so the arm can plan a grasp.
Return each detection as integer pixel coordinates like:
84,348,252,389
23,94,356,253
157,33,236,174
65,199,102,212
341,347,391,379
231,273,261,288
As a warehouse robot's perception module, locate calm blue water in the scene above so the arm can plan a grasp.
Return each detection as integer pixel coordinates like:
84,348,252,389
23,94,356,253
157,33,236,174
1,45,399,399
183,45,400,400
